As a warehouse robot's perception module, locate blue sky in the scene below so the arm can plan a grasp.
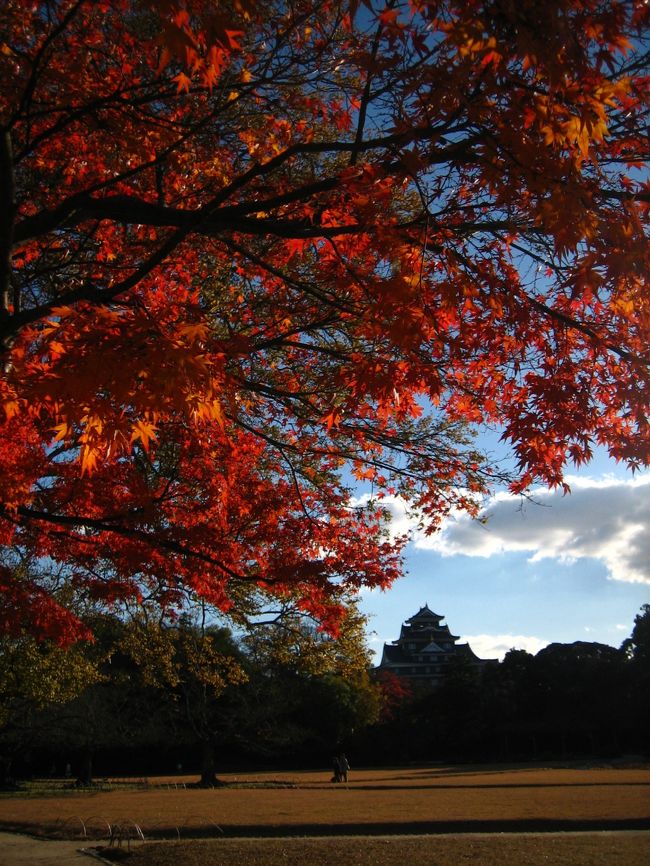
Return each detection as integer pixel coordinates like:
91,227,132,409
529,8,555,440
358,448,649,662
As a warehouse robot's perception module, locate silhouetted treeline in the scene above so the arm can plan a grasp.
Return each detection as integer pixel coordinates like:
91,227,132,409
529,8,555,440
1,605,648,783
358,605,650,764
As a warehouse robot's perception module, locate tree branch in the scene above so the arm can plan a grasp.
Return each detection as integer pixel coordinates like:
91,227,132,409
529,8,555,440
0,129,15,323
9,504,251,582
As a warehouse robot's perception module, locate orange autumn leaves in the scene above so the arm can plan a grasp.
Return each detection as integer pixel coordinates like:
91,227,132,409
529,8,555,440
0,0,648,642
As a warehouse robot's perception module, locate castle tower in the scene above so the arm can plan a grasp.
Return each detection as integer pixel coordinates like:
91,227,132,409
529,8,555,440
376,604,489,689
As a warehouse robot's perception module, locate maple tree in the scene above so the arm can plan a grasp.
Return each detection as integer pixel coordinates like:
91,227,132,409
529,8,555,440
0,0,648,644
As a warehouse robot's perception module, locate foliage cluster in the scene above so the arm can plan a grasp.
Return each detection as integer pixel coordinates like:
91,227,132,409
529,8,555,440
0,597,379,786
0,0,648,645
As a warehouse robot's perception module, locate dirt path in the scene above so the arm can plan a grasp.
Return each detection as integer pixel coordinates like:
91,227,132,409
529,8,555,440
0,832,100,865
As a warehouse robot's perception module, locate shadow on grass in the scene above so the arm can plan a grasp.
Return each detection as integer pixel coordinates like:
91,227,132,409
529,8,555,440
162,817,650,838
311,781,650,791
3,816,650,842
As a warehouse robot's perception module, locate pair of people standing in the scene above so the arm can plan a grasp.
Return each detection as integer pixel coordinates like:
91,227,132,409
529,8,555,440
332,753,349,783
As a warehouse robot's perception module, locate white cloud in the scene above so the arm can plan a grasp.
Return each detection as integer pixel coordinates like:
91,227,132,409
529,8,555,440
349,493,415,540
463,633,549,661
412,474,650,585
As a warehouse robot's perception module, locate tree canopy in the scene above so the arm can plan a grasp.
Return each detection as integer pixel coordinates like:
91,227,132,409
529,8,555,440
1,0,648,643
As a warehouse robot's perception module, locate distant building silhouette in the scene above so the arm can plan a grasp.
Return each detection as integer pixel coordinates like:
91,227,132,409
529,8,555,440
376,604,491,689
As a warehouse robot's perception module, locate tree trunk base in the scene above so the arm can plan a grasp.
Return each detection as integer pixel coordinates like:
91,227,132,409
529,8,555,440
191,774,227,788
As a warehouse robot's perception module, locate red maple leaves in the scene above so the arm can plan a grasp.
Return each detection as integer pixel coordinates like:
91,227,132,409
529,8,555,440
0,0,648,642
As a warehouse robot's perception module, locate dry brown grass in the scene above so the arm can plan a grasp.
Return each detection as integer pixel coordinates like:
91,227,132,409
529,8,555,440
1,764,648,838
97,833,650,866
2,764,649,865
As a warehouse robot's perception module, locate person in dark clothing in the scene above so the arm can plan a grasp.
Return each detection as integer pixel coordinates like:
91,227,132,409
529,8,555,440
336,753,349,783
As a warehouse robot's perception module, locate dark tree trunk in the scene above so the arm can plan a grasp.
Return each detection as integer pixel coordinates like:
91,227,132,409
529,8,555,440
198,739,224,787
0,754,14,788
76,747,93,786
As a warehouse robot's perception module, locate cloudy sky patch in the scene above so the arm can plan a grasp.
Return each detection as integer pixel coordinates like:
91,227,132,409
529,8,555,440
356,472,649,661
463,633,550,661
414,474,650,585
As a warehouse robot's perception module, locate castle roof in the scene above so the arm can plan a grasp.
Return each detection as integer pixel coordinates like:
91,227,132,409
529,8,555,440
421,641,445,653
456,643,483,662
405,604,443,623
399,617,459,642
380,643,409,665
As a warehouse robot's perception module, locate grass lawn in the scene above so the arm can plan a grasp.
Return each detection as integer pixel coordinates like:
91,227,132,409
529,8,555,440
1,763,649,865
96,833,650,866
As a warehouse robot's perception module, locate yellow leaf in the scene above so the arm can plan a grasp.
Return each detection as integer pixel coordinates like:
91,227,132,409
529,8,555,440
52,421,71,443
130,420,158,452
4,400,20,419
80,444,100,476
177,322,209,343
193,397,224,428
611,297,635,318
49,306,74,318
